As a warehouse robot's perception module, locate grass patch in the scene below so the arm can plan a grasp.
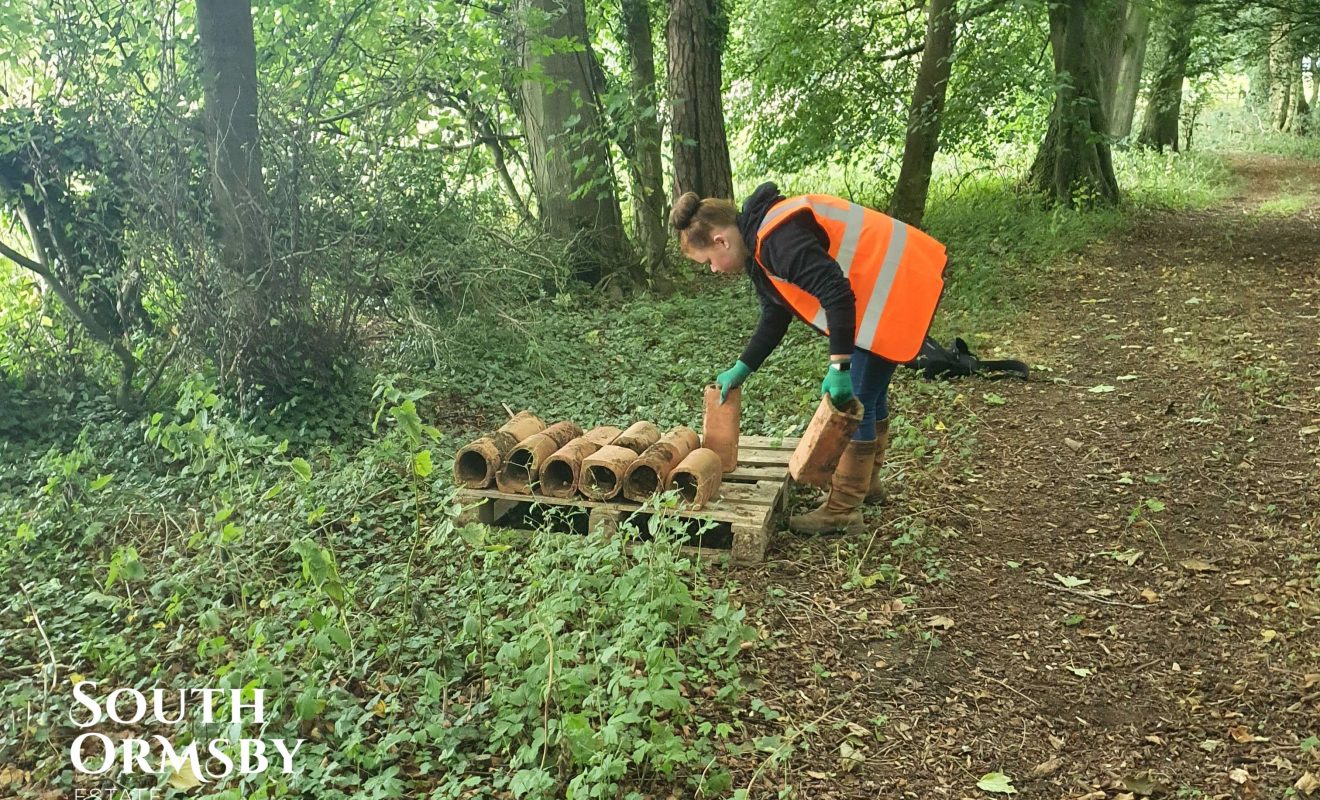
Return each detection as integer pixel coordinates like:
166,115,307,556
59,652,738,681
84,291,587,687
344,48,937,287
1256,194,1311,216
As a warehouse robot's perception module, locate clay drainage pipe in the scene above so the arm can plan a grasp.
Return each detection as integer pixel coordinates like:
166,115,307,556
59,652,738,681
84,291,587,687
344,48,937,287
582,444,642,501
612,420,661,452
622,426,699,502
667,447,723,510
496,421,583,494
702,384,740,473
539,426,622,498
453,411,545,488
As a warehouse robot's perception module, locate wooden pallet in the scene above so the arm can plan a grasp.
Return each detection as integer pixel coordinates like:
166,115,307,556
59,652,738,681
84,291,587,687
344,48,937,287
454,436,800,564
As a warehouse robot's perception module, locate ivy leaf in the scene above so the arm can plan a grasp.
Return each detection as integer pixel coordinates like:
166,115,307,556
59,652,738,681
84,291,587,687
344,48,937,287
413,449,433,478
290,457,312,482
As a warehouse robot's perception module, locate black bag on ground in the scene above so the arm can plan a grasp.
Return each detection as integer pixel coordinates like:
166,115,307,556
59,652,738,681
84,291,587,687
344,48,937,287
905,336,1030,381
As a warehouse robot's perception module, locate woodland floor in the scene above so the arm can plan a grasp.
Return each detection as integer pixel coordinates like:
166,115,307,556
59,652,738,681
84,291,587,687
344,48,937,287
721,154,1320,799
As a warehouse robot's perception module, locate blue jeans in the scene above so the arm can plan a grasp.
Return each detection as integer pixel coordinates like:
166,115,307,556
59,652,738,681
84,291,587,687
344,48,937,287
850,348,896,441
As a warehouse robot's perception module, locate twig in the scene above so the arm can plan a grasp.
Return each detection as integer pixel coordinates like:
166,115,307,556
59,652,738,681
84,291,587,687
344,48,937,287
1026,579,1151,609
19,583,59,690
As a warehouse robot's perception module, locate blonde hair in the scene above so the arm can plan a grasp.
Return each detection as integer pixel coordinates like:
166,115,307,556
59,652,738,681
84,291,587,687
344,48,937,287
670,192,737,249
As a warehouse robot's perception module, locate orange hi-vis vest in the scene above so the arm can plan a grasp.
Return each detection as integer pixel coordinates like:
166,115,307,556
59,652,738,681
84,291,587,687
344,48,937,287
754,194,947,363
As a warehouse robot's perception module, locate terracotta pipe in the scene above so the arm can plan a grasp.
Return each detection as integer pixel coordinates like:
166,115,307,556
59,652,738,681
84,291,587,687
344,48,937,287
581,444,641,500
496,421,583,494
702,384,740,473
622,426,699,501
453,410,546,488
789,395,865,488
538,426,622,498
612,421,661,452
668,447,723,510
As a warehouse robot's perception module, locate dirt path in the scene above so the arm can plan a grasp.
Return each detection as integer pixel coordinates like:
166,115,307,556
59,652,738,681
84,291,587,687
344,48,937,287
731,154,1320,799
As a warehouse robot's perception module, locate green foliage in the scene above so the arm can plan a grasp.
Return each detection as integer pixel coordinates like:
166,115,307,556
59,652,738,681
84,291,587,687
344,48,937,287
1,379,755,799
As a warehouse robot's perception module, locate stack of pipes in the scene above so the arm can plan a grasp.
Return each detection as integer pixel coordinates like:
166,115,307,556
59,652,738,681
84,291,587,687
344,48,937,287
453,409,734,510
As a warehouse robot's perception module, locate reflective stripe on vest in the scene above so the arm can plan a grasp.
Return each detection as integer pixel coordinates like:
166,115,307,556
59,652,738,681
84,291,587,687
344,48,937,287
753,194,946,362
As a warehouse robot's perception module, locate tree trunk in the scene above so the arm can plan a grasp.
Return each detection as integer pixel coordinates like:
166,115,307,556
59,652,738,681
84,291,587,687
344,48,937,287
1107,1,1150,139
889,0,958,228
198,0,320,392
1309,56,1317,107
621,0,669,285
1270,17,1292,131
1029,0,1119,208
1291,52,1311,135
1137,0,1195,152
197,0,273,284
667,0,734,200
517,0,631,286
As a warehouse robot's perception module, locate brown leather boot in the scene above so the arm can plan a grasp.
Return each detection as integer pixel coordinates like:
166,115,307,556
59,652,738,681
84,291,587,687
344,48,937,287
788,438,875,535
866,417,891,504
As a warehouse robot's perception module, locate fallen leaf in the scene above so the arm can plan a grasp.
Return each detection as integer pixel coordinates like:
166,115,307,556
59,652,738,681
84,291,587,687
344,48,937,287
1140,588,1159,603
1296,773,1320,796
1117,374,1139,381
0,766,27,787
838,740,866,773
1229,725,1255,743
1122,772,1168,796
806,770,831,780
167,760,203,790
976,771,1018,794
1068,666,1093,677
1055,573,1091,588
1200,739,1223,752
1088,384,1116,393
1030,758,1063,777
1065,437,1084,451
928,615,956,629
1180,558,1219,572
1261,629,1278,642
1229,767,1251,785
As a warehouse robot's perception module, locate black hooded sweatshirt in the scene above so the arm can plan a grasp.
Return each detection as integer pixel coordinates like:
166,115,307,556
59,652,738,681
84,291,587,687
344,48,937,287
736,182,857,370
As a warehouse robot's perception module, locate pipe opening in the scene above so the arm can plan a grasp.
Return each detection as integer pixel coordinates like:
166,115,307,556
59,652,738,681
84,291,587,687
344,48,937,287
456,450,491,484
585,465,618,495
542,460,576,494
625,466,660,497
502,450,534,488
673,473,700,503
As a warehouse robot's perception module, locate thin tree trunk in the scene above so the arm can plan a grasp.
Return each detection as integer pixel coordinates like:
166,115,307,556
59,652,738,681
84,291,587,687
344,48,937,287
1029,0,1119,208
1137,0,1195,152
621,0,669,284
516,0,631,286
889,0,958,228
667,0,733,200
1108,1,1150,139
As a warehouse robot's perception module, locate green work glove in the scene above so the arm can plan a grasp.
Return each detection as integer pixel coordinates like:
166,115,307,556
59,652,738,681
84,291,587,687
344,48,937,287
715,360,752,404
820,362,854,406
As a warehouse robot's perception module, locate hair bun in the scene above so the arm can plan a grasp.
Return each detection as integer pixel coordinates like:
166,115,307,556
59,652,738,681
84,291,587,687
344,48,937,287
670,192,701,231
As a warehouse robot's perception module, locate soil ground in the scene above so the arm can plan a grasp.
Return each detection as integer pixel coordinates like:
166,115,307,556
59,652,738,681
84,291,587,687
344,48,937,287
724,154,1320,800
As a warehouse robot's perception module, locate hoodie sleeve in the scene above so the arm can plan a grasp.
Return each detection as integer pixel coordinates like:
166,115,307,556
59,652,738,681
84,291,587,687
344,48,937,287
737,292,792,370
759,212,857,357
